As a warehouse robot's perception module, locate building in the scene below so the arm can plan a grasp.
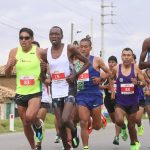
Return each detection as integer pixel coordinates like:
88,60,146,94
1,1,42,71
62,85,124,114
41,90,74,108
0,66,16,120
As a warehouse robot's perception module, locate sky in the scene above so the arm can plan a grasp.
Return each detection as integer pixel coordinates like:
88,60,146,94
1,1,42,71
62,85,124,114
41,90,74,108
0,0,150,65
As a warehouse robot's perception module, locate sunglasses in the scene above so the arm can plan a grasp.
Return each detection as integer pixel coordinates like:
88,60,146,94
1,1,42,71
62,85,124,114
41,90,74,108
19,36,31,40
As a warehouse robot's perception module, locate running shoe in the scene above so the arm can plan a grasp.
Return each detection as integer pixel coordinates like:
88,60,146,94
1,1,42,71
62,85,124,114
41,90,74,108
113,136,119,145
136,142,141,150
121,128,128,141
130,144,137,150
88,117,93,134
71,127,80,148
54,134,61,143
33,119,44,141
137,124,144,136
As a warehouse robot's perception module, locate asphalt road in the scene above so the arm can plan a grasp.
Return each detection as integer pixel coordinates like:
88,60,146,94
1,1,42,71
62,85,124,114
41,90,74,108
0,120,149,150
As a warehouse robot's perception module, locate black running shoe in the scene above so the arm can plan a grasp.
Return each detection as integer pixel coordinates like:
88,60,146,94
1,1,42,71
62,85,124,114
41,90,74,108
113,136,119,145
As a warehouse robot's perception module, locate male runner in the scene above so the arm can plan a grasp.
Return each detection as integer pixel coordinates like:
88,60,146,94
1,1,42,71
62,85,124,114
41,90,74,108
112,48,145,150
45,26,90,150
75,37,111,150
5,28,46,150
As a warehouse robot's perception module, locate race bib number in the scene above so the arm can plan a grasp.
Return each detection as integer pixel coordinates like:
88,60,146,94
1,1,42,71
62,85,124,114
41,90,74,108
20,76,35,86
121,83,134,95
78,70,89,82
52,72,65,81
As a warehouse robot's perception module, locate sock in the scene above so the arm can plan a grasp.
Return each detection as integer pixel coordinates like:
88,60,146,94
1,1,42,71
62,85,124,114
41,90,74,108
84,146,89,149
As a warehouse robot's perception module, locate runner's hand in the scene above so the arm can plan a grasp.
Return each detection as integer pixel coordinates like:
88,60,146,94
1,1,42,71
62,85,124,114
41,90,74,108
66,74,76,84
131,78,138,85
7,58,17,67
144,87,150,96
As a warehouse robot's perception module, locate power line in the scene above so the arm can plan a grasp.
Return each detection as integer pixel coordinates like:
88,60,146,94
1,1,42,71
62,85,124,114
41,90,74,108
0,19,47,39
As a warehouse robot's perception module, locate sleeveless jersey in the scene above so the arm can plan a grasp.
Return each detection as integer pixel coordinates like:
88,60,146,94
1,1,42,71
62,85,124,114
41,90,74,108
15,46,42,95
76,55,101,94
116,64,138,106
47,44,70,98
41,84,51,103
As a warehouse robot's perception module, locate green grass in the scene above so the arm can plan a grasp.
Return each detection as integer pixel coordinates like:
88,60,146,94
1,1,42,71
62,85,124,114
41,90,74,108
0,113,55,134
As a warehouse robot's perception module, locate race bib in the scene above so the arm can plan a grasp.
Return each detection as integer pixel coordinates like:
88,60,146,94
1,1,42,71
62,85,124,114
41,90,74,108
20,76,35,86
78,70,89,82
77,70,89,91
52,72,65,81
121,83,134,95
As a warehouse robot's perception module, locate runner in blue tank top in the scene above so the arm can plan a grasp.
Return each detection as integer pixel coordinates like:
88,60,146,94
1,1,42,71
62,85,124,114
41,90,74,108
75,36,111,150
112,48,145,150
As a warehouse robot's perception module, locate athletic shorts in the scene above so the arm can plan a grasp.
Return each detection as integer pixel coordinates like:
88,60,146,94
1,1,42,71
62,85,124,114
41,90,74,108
40,102,50,110
52,95,76,108
15,92,42,107
145,96,150,105
138,99,145,107
104,97,116,113
76,92,103,110
115,103,139,115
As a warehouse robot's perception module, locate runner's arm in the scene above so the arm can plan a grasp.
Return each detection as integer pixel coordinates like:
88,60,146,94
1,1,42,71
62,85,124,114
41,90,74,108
110,66,118,99
5,48,17,76
68,44,90,78
38,48,48,82
139,38,150,69
136,65,146,86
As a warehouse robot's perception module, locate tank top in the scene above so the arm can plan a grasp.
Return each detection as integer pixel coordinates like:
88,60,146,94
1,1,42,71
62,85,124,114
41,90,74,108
47,44,70,98
116,64,138,106
41,84,51,103
15,46,42,95
76,55,101,94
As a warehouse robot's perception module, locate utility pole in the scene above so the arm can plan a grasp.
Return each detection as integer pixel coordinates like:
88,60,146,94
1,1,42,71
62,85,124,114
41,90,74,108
71,23,74,44
101,0,116,58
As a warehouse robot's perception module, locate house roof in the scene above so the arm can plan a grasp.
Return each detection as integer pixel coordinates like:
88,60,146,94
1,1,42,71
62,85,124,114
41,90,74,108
0,86,15,103
0,65,16,76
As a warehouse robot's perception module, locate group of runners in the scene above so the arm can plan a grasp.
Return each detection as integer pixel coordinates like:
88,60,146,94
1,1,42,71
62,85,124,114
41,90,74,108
4,26,150,150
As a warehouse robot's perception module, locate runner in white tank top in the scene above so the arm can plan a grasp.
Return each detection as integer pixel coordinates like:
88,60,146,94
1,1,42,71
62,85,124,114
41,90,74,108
42,26,90,150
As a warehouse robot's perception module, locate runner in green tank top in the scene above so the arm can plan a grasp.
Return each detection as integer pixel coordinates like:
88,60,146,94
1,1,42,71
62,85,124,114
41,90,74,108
5,28,47,150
